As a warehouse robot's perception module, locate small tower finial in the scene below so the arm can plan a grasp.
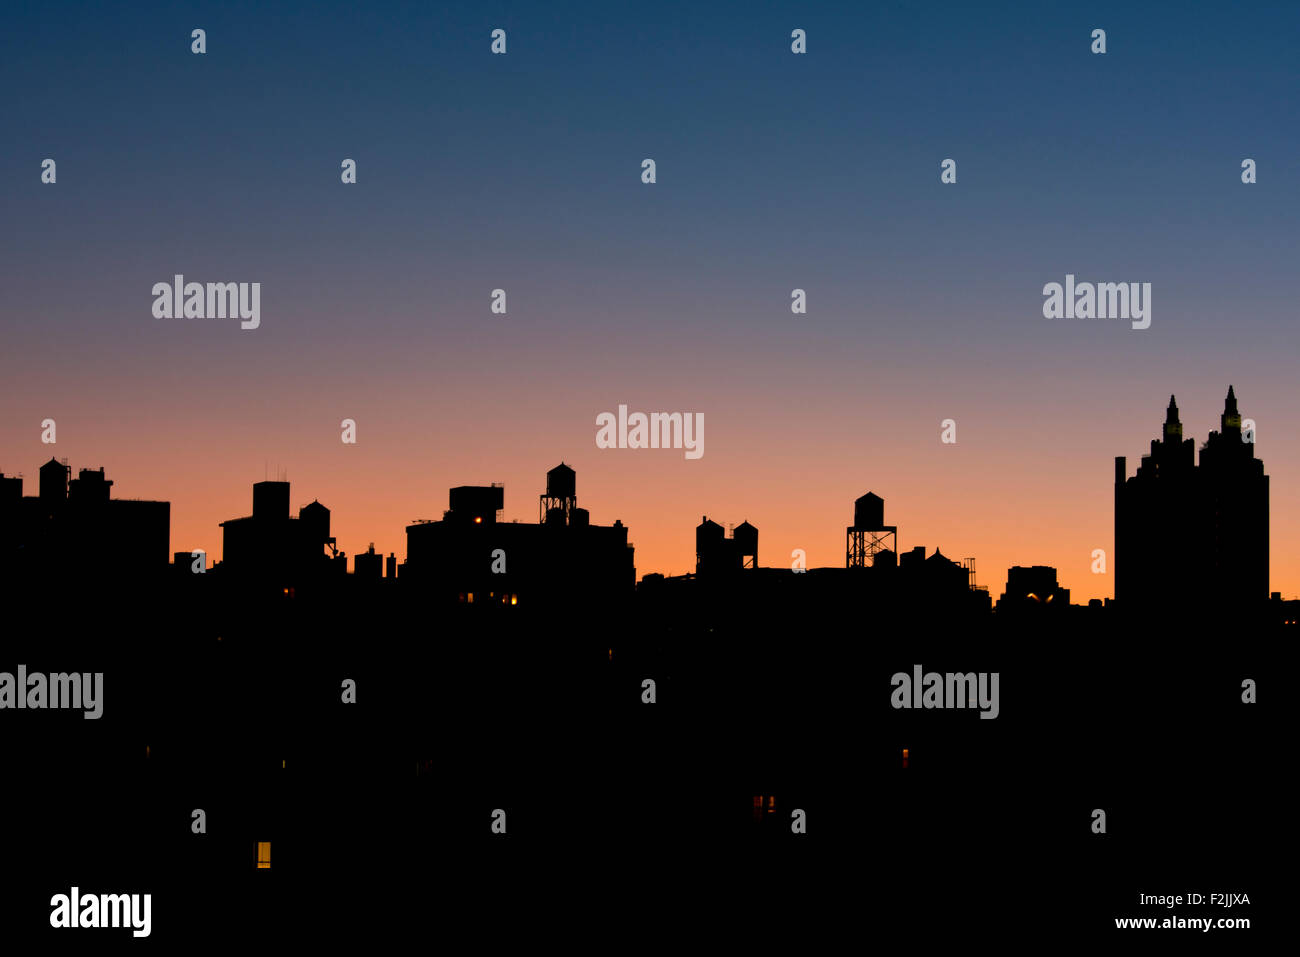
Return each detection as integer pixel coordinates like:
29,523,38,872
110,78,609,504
1164,395,1182,435
1221,385,1241,430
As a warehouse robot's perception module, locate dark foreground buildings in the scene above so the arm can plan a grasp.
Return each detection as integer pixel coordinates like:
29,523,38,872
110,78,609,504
217,481,344,587
997,565,1070,612
0,457,169,583
1115,388,1269,615
644,493,992,624
402,463,636,608
0,389,1280,629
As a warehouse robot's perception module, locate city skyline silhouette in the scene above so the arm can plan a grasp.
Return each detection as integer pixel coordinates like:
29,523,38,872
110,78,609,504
3,386,1291,613
4,382,1277,942
4,1,1290,942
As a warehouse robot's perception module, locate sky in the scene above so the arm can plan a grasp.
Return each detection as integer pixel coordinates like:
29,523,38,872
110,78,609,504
2,0,1297,601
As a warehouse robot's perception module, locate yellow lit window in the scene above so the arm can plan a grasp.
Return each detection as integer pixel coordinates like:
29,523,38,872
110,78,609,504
257,842,271,869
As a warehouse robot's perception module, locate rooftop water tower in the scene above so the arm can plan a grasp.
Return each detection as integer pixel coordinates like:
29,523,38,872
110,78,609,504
733,520,758,569
539,462,577,525
847,492,897,568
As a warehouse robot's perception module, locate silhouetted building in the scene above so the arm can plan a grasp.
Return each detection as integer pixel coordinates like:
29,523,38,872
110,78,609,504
0,458,169,582
355,543,382,579
252,481,289,523
450,484,504,525
68,466,112,504
0,473,22,513
1115,388,1268,613
997,565,1069,612
171,550,204,576
1269,592,1299,628
404,464,635,606
1199,386,1269,607
659,491,991,619
696,517,757,577
218,484,339,587
919,548,970,594
898,545,926,571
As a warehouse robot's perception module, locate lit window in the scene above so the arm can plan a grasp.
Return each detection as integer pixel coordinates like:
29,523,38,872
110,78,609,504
510,595,518,606
468,592,474,604
257,842,271,869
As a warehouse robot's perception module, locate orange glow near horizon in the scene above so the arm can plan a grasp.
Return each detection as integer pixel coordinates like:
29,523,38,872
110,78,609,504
4,361,1297,606
15,444,1299,606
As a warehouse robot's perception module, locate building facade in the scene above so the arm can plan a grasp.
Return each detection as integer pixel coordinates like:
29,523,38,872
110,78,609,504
1115,388,1268,612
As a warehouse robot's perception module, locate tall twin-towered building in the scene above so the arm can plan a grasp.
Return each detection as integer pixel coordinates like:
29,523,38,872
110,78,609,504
1115,387,1269,613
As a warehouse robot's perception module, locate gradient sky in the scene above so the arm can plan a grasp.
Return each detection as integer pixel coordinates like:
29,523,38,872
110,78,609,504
3,1,1298,601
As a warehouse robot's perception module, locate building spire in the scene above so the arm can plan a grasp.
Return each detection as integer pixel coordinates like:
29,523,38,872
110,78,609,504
1221,385,1241,431
1163,395,1182,440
